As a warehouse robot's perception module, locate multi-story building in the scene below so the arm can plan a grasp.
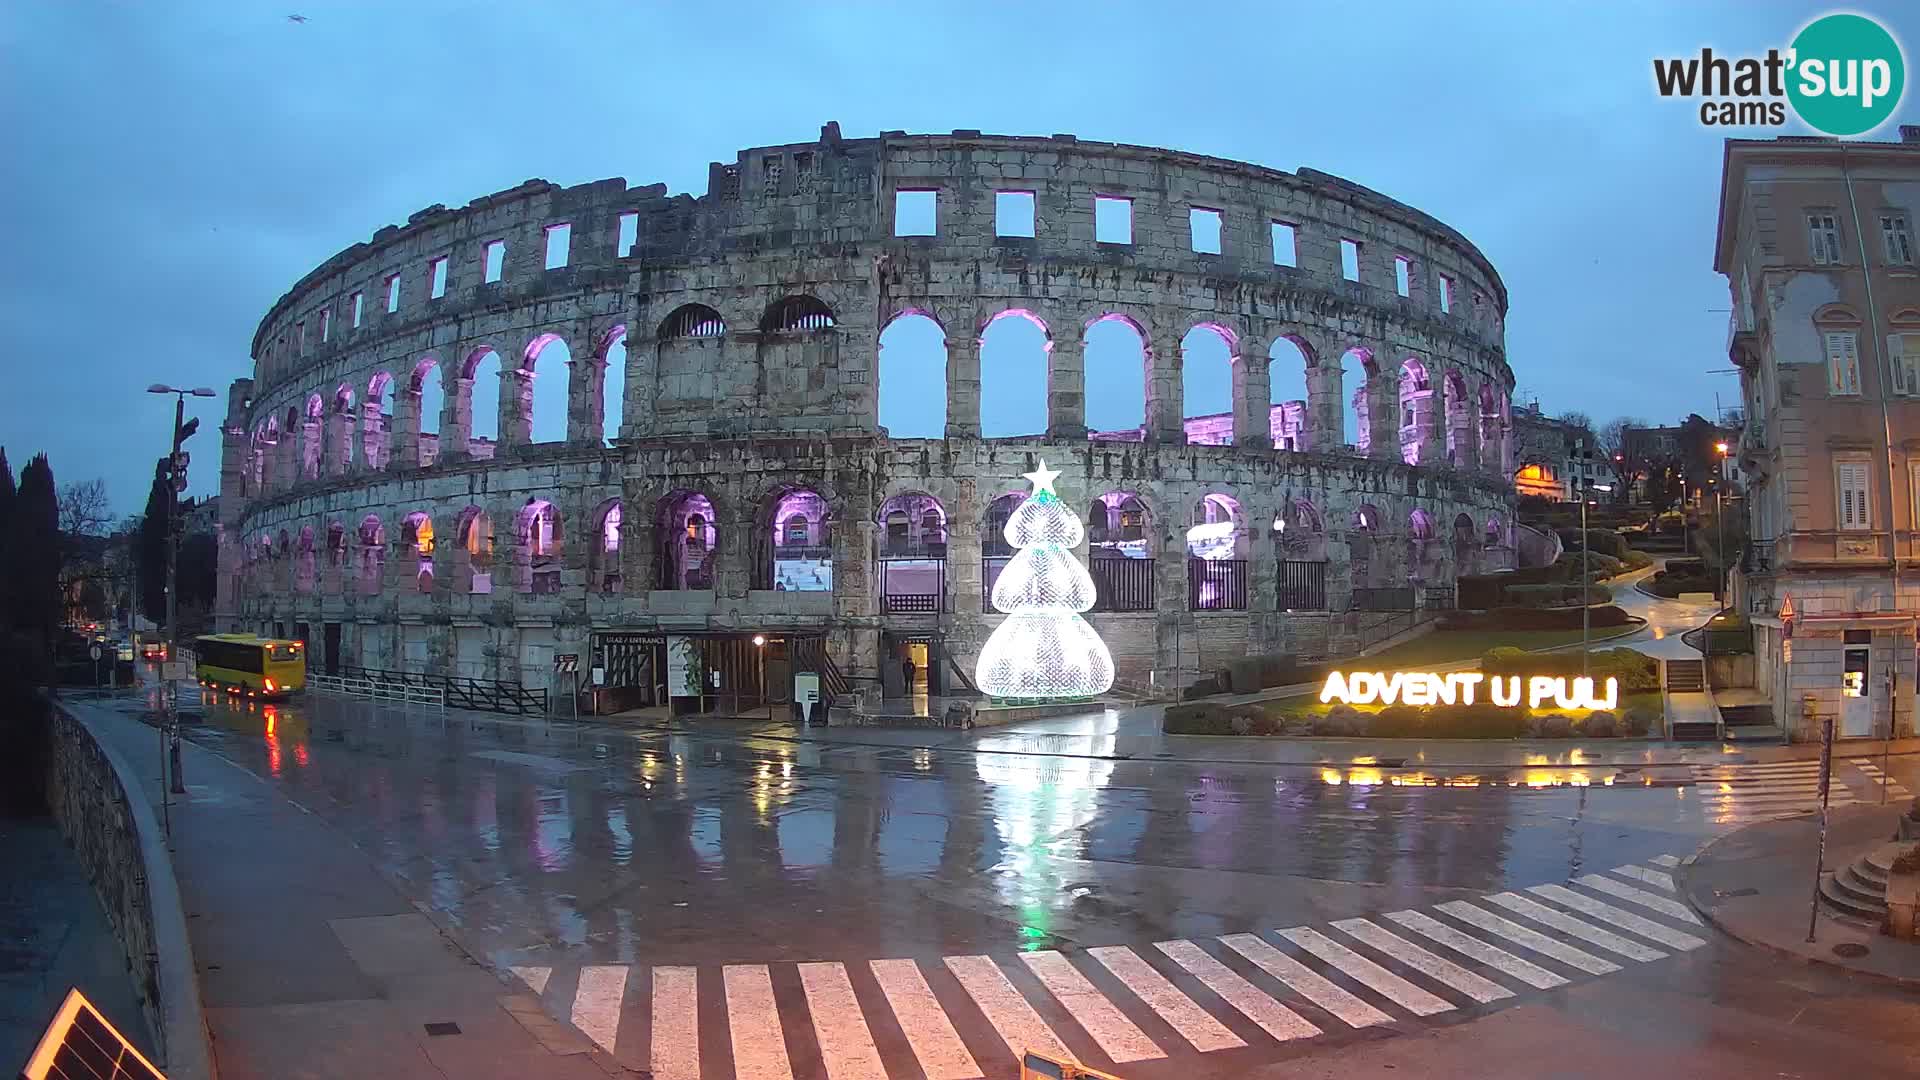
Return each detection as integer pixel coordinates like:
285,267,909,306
1511,403,1602,501
1719,129,1920,742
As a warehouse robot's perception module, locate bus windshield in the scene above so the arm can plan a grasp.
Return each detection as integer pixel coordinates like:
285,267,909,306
269,644,302,662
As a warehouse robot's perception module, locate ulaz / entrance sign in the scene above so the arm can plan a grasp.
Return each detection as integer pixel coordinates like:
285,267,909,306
1320,670,1620,711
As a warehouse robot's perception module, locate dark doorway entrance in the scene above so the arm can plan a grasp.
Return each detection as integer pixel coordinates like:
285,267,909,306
323,622,342,674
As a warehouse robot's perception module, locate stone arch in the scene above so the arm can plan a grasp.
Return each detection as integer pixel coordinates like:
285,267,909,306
1397,357,1431,466
1186,491,1248,610
1451,511,1480,577
329,384,357,474
355,513,385,596
406,355,445,467
1339,347,1378,454
295,525,316,593
1478,381,1507,472
599,324,628,444
1180,323,1239,445
363,370,394,470
877,490,947,614
401,510,435,593
520,332,571,446
759,487,833,592
1086,490,1157,609
301,394,324,480
1084,312,1150,440
979,308,1050,438
655,490,718,590
878,309,947,439
657,303,726,340
1275,496,1328,562
588,498,623,594
462,346,503,454
456,505,495,593
514,498,562,594
761,294,837,334
1443,369,1472,467
1268,335,1315,451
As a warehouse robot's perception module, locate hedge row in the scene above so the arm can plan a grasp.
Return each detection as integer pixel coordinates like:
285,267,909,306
1480,645,1661,690
1438,604,1633,632
1162,700,1658,739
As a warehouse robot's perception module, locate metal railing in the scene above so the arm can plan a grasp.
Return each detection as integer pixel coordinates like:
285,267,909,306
883,559,946,614
1277,560,1329,611
1092,557,1155,612
335,666,546,715
1188,558,1249,611
308,671,447,710
1351,586,1416,611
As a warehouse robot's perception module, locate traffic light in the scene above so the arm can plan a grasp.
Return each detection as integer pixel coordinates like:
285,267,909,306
172,451,189,492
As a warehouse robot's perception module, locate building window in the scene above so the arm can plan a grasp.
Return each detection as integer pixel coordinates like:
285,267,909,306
1893,333,1920,395
1271,221,1297,266
429,257,448,299
1882,214,1914,266
319,308,331,343
1809,213,1843,265
617,211,638,256
295,320,305,353
1339,239,1361,281
1837,460,1871,530
1910,461,1920,529
1393,255,1411,297
995,191,1035,237
350,291,363,328
894,190,936,236
385,274,401,313
1825,331,1861,395
483,240,505,283
1189,207,1222,254
1095,196,1132,244
544,223,571,269
1439,275,1453,313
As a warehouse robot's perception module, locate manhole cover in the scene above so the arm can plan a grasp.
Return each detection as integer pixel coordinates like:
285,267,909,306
1832,942,1870,959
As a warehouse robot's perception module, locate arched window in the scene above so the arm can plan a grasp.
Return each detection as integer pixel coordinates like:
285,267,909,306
331,385,357,472
302,394,325,480
979,309,1048,437
1186,493,1246,609
658,303,726,340
878,311,947,438
1086,314,1148,439
518,500,561,594
1443,371,1470,467
1398,358,1429,466
656,492,717,590
590,500,623,594
459,507,495,594
356,514,384,595
364,371,393,470
877,491,946,612
762,295,836,333
1485,514,1505,547
600,325,628,444
1180,324,1236,445
325,521,346,569
1341,348,1375,453
466,347,503,452
295,526,316,593
1269,336,1313,451
523,334,571,444
767,489,831,592
412,357,444,467
1085,491,1154,612
403,511,434,592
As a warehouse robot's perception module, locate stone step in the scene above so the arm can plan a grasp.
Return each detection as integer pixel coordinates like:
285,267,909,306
1819,873,1888,920
1834,864,1887,906
1670,721,1721,741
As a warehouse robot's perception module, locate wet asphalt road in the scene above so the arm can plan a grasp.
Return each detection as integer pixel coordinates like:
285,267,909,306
156,683,1920,1078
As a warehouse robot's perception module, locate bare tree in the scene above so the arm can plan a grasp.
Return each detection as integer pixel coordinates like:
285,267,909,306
1559,410,1593,434
1598,417,1649,501
58,477,112,537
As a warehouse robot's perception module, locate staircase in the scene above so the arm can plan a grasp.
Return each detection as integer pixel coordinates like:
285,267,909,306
1820,843,1897,922
1666,658,1705,692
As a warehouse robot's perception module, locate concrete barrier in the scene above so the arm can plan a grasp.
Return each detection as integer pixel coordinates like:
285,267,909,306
46,702,214,1079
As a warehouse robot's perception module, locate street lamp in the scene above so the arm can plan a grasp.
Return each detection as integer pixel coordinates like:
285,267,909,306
1583,483,1613,679
148,384,216,797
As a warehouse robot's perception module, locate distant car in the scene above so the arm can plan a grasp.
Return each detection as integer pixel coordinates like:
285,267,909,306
140,640,168,660
116,642,135,662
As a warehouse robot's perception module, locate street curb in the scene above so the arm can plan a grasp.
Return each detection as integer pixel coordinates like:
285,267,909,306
1677,817,1920,993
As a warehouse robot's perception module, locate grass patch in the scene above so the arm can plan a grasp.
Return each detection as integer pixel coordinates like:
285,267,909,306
1366,627,1622,667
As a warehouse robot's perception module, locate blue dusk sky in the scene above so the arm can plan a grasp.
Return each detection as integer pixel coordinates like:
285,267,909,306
3,1,1914,514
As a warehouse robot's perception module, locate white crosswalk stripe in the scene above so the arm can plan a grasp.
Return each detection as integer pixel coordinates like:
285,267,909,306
1853,757,1914,798
1528,885,1708,951
1087,945,1245,1052
572,965,626,1055
512,853,1710,1075
651,966,700,1080
1330,918,1514,1003
1434,900,1621,974
1382,910,1568,990
1220,932,1395,1028
1022,951,1165,1063
1691,760,1857,823
869,959,981,1080
1611,864,1676,890
1576,874,1702,924
1154,938,1321,1042
797,962,886,1080
724,964,795,1080
1484,892,1668,961
945,954,1072,1064
1279,927,1455,1016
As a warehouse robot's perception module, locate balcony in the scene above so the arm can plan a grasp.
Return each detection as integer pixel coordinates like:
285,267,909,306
881,559,945,614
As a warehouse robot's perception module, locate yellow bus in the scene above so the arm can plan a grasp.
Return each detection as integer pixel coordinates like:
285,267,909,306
193,634,307,699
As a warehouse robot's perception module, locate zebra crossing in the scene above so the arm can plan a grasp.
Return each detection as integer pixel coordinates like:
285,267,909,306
506,855,1705,1077
1688,759,1856,823
1852,757,1914,802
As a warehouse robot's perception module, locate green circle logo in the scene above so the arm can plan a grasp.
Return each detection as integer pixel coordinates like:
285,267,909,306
1787,13,1905,136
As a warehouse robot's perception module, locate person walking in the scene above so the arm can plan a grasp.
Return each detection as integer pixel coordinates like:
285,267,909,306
902,654,917,694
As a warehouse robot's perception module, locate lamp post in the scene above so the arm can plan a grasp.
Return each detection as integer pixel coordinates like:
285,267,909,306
148,383,217,796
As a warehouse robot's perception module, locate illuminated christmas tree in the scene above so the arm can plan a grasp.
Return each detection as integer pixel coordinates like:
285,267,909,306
976,461,1116,700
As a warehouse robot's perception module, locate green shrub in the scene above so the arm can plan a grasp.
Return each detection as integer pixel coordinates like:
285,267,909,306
1164,702,1231,733
1481,646,1659,691
1622,550,1654,570
1622,707,1656,737
1581,711,1618,738
1440,605,1632,632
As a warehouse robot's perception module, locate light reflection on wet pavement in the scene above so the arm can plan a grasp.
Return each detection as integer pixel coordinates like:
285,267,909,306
165,686,1769,977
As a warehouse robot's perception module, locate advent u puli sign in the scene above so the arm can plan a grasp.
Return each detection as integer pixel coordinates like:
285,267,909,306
1320,671,1620,711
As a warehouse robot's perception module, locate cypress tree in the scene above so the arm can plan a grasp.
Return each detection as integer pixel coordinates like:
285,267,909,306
12,454,60,648
137,456,170,626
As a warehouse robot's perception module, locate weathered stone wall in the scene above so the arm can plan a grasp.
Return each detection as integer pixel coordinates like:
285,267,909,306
221,127,1518,692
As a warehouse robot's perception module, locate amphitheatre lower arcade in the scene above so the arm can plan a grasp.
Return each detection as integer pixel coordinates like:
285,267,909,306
217,124,1521,710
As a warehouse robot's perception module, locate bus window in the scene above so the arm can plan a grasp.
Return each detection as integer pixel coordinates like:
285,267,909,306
270,644,302,662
